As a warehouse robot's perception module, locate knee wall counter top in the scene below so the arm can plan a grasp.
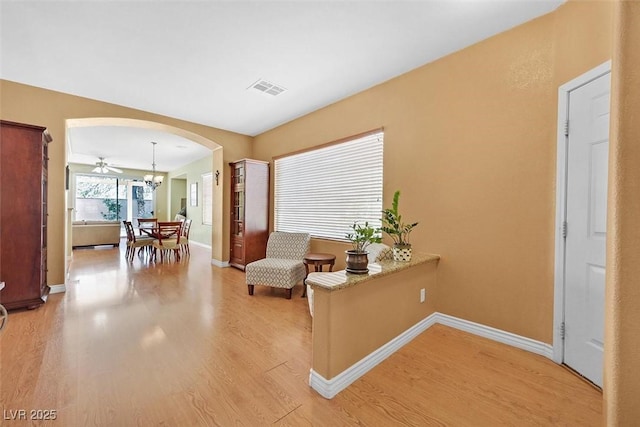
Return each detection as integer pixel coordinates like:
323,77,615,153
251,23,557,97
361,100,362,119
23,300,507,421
306,252,440,292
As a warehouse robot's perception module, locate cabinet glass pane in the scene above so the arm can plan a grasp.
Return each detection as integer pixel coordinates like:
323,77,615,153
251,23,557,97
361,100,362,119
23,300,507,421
233,221,244,237
234,164,245,185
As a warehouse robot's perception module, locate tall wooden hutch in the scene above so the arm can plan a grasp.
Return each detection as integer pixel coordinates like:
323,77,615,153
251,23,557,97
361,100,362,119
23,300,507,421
0,120,52,310
229,159,269,270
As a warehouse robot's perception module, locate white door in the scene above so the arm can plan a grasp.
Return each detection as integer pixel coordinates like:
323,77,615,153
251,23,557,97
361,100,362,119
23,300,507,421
563,72,610,387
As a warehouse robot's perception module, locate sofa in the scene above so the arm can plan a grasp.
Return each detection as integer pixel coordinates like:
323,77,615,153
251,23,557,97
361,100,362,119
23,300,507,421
72,220,121,248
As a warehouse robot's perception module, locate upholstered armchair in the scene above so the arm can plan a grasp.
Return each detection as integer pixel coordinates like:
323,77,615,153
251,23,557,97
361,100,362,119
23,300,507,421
246,232,311,299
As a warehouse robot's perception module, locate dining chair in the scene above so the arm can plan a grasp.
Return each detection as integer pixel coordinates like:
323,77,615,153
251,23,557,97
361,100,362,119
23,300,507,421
151,222,183,262
137,218,158,236
179,219,192,256
123,221,153,261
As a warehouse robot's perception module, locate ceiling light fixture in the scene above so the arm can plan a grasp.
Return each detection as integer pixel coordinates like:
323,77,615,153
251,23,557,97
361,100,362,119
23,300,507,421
92,157,122,174
144,141,163,191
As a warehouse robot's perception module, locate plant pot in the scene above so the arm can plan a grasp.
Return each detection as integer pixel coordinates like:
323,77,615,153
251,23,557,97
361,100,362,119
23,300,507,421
393,244,412,262
345,250,369,274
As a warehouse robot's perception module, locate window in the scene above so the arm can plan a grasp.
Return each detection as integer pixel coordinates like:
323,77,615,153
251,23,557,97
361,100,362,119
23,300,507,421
74,174,154,226
74,174,120,221
274,130,383,241
202,173,213,225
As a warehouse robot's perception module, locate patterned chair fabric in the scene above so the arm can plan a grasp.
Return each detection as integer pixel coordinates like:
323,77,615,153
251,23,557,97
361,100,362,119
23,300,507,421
366,243,393,263
246,232,311,299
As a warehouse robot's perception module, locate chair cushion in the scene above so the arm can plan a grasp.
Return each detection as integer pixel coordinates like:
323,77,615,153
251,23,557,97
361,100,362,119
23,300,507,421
129,238,153,249
152,239,180,250
246,258,306,289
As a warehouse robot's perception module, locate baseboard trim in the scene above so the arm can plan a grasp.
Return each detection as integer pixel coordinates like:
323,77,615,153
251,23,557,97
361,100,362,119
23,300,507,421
309,312,439,399
66,254,73,278
48,284,66,294
211,259,230,268
435,313,554,359
190,241,212,249
309,312,553,399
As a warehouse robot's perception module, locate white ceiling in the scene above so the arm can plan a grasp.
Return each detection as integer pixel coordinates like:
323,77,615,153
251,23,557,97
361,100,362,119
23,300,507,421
67,126,213,173
1,0,563,171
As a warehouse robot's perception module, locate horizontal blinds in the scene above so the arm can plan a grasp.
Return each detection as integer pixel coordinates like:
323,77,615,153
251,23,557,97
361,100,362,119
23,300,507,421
275,131,383,241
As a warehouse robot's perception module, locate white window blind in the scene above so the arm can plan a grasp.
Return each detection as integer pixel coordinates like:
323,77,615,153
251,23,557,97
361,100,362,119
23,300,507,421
202,173,213,225
275,130,383,241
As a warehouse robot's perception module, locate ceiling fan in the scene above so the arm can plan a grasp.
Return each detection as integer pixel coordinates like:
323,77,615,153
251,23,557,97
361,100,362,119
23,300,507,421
92,157,123,174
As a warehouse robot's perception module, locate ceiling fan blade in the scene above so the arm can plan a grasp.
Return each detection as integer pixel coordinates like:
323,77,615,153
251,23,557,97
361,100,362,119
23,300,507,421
92,166,103,173
107,166,123,174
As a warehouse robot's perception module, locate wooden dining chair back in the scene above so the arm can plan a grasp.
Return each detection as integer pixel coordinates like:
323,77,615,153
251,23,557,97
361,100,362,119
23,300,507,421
180,219,193,256
123,220,153,261
152,222,183,262
137,218,158,236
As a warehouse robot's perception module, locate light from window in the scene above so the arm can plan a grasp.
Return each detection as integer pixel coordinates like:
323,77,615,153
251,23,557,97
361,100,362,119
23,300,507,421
275,130,383,241
74,174,154,222
202,173,213,225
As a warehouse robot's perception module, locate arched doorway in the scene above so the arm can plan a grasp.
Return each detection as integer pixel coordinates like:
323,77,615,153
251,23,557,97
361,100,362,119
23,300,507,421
65,117,224,264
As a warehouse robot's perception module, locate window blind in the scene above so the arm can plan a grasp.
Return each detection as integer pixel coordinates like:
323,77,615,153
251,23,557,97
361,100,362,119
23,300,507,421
202,173,213,225
274,131,383,241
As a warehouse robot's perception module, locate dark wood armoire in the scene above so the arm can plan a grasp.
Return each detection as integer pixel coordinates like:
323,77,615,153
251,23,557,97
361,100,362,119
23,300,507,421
229,159,269,270
0,120,52,310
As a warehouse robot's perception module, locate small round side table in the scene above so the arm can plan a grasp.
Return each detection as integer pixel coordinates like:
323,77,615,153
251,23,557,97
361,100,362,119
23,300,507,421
302,253,336,297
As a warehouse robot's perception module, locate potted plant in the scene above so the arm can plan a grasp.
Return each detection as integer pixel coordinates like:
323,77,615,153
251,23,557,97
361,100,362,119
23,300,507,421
381,190,419,261
345,221,382,274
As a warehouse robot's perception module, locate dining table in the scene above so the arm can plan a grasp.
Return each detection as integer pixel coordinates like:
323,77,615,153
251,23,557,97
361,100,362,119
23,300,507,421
139,221,183,240
137,218,158,237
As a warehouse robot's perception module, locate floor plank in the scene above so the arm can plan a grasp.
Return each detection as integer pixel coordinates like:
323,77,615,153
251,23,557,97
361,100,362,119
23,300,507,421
0,242,602,425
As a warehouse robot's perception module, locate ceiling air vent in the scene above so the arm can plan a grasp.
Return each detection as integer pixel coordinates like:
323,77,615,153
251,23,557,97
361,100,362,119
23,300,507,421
249,79,287,96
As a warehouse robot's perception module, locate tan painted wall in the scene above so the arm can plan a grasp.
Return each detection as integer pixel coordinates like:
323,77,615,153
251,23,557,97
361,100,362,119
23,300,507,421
0,80,253,285
605,2,640,425
253,1,612,345
313,260,438,379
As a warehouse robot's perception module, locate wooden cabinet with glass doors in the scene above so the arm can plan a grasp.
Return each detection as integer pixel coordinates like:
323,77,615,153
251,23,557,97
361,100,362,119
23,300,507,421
0,120,52,310
229,159,269,270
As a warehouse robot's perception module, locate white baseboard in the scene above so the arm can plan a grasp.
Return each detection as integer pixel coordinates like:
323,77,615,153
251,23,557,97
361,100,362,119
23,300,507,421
48,284,66,294
435,313,553,359
211,259,229,268
66,254,73,278
309,312,439,399
309,312,553,399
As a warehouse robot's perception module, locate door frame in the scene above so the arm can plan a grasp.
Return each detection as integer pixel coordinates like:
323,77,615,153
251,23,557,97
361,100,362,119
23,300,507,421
553,60,611,364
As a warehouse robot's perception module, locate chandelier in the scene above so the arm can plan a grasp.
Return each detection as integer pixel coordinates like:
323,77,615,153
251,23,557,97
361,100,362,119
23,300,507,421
144,141,164,190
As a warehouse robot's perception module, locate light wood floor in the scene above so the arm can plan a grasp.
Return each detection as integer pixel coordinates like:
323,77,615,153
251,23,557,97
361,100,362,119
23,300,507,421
0,242,602,426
